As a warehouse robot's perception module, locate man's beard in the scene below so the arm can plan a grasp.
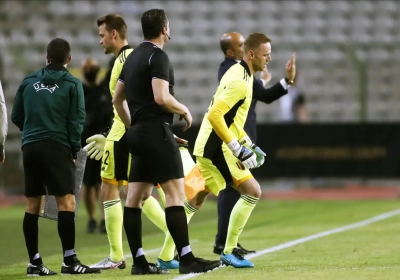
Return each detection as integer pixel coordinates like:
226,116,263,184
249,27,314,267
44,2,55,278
104,47,113,54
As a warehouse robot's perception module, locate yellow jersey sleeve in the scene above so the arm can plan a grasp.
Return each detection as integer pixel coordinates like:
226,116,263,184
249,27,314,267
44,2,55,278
107,48,133,141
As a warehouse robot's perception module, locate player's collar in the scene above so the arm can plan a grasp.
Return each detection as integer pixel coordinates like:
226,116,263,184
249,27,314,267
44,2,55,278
240,60,251,76
46,63,68,72
143,41,161,48
118,45,131,57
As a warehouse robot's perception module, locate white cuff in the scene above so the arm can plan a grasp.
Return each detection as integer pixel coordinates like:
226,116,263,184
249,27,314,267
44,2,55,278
226,139,240,152
279,78,289,90
239,135,252,147
261,79,266,87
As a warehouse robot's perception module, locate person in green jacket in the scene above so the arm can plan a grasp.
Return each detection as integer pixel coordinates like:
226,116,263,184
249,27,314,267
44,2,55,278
11,38,100,276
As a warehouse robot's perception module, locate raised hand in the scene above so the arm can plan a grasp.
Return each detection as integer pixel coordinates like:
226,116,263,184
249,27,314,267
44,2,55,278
285,52,296,82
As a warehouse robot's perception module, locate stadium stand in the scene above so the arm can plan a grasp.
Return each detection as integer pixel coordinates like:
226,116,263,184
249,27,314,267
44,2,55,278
0,0,399,152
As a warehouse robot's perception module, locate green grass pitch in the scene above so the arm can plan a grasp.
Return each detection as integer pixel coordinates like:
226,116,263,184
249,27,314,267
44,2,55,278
1,199,400,279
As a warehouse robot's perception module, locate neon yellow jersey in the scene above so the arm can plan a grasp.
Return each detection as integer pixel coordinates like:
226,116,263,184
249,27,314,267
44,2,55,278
107,46,133,141
194,60,253,158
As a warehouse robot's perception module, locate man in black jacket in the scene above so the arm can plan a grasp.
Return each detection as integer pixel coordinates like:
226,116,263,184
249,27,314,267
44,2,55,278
80,57,113,234
214,31,296,255
11,38,101,276
0,79,6,164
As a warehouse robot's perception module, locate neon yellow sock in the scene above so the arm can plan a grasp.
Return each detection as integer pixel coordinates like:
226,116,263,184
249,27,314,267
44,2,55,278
158,201,197,261
142,196,168,233
223,195,258,255
104,199,123,261
184,200,197,223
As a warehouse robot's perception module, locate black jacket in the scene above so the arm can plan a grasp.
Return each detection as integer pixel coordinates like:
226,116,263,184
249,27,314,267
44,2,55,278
81,83,113,146
218,58,287,142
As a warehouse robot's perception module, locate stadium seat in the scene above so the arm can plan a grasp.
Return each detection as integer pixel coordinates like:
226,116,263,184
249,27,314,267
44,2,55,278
0,0,398,143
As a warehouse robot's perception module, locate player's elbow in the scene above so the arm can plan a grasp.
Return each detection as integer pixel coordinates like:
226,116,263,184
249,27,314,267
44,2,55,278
111,95,118,105
154,93,167,106
207,109,214,123
112,95,125,108
207,107,220,126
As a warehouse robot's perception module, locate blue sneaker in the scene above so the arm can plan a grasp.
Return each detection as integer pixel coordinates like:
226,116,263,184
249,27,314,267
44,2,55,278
156,258,179,270
220,248,254,268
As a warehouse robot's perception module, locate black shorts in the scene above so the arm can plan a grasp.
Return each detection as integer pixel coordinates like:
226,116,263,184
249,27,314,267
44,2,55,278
127,120,184,184
114,132,130,181
83,158,101,187
22,140,76,197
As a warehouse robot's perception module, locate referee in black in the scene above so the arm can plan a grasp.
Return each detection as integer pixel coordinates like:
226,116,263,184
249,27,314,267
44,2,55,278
113,9,221,275
11,38,100,276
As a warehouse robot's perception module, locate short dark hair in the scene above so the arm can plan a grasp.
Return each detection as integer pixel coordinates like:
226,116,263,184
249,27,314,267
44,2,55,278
47,38,71,65
244,33,271,53
97,14,127,39
141,9,168,40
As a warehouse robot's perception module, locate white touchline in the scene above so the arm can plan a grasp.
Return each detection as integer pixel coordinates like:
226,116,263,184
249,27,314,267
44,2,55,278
173,208,400,280
90,239,200,267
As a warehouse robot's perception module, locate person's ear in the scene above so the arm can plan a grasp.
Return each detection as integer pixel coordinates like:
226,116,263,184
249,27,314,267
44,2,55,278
249,50,255,59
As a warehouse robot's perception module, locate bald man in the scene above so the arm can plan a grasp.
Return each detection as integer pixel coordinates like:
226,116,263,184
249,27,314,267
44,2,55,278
214,32,295,255
81,58,113,233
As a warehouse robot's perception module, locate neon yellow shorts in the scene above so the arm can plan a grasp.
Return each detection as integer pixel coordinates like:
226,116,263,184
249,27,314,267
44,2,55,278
100,136,131,187
196,146,253,196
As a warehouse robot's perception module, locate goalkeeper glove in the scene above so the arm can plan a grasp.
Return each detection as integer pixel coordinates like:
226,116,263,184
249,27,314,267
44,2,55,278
239,135,266,167
85,134,107,160
227,139,258,169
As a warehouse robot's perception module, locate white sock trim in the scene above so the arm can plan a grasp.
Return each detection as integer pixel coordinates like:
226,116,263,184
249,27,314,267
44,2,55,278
135,248,144,258
181,245,192,256
64,249,75,257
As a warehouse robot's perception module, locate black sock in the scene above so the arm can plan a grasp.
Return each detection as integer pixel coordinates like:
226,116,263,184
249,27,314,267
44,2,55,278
216,185,240,246
165,206,195,264
23,212,42,266
123,207,148,267
58,211,76,265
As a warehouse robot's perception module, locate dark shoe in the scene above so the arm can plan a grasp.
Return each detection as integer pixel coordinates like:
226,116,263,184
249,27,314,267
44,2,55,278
213,244,224,255
99,219,107,233
27,263,57,276
61,256,101,274
131,263,169,275
237,243,256,255
87,219,97,233
179,257,221,274
214,243,256,255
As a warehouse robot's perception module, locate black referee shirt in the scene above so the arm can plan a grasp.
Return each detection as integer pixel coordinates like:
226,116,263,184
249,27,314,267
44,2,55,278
119,41,175,125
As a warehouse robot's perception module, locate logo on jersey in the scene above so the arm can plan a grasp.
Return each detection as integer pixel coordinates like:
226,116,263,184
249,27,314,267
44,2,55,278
33,81,59,93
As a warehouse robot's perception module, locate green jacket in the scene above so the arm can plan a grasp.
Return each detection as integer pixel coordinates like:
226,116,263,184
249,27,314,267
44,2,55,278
11,64,85,158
